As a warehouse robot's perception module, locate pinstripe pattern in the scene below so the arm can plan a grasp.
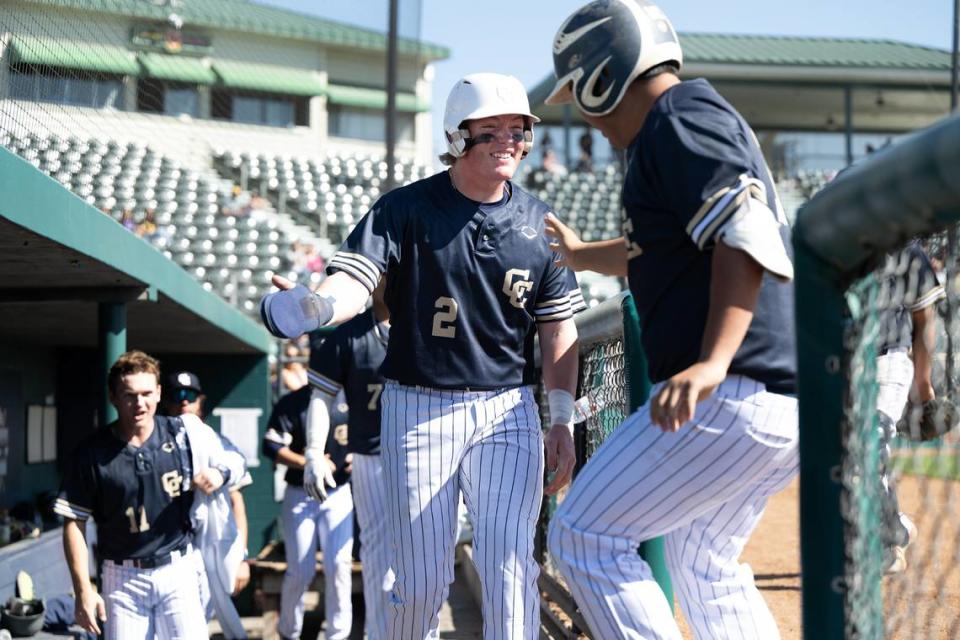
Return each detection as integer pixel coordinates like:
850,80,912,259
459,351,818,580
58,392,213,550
381,382,544,640
548,375,798,639
876,350,914,549
352,453,396,639
279,484,355,640
101,547,207,639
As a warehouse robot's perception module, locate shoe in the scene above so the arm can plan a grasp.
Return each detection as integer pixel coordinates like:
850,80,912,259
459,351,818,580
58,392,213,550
899,513,918,548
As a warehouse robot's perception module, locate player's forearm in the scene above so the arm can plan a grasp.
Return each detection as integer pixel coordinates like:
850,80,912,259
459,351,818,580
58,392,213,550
698,242,763,373
315,271,373,326
63,519,93,596
575,238,629,276
275,447,307,469
306,388,334,452
229,490,249,552
911,306,936,400
539,318,579,397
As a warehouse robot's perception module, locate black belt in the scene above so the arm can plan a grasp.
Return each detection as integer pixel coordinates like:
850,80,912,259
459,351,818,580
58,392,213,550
105,543,191,569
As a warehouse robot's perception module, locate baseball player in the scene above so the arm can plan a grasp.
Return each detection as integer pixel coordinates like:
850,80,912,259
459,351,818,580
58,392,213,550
542,2,799,638
262,384,354,640
260,72,585,638
875,241,943,572
302,277,393,639
54,350,246,639
162,370,253,639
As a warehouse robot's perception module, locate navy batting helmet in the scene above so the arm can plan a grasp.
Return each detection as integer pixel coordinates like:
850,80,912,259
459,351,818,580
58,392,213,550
545,0,682,117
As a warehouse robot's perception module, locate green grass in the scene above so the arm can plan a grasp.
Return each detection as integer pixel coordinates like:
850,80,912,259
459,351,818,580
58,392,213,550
891,452,960,480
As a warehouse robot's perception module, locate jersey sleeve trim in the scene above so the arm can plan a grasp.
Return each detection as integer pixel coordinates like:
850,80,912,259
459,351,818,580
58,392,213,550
568,287,587,313
307,369,342,396
535,295,573,322
53,498,91,521
687,174,766,250
908,284,946,311
328,251,381,293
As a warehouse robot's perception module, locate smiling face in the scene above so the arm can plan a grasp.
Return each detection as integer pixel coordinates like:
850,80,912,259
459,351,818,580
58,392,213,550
460,114,527,183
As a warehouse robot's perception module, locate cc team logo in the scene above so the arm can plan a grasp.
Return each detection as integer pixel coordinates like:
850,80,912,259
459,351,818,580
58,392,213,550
503,268,534,309
162,470,183,498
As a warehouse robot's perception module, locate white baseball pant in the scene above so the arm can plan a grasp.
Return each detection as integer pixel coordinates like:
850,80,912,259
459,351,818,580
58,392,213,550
549,375,799,640
876,349,915,548
380,382,544,640
101,545,207,640
197,552,246,639
279,483,355,640
351,453,396,639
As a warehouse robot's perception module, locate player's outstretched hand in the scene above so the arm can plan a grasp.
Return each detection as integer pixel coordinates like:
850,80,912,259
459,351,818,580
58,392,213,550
304,449,336,502
650,361,725,432
271,274,297,291
75,589,106,635
193,468,225,495
545,212,586,271
544,423,576,495
260,276,333,339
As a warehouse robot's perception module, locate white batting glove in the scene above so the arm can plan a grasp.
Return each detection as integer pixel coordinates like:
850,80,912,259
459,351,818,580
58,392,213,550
304,448,336,502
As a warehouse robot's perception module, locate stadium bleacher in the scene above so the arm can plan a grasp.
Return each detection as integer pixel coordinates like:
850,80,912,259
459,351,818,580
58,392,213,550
4,131,300,314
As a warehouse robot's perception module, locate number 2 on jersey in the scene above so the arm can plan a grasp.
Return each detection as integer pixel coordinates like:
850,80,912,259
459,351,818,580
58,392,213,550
125,505,150,533
432,297,459,338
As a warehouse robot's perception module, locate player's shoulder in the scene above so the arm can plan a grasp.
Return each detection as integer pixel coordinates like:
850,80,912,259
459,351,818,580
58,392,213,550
648,79,744,153
374,171,446,213
72,425,121,458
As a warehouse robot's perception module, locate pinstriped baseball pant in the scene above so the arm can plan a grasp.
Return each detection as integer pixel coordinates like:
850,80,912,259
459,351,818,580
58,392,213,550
352,453,396,639
381,382,543,640
549,375,799,640
101,547,208,639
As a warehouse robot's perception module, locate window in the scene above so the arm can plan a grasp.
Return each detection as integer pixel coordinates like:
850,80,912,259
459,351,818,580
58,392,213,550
8,66,121,109
136,79,199,117
328,105,415,143
26,405,56,464
212,90,305,127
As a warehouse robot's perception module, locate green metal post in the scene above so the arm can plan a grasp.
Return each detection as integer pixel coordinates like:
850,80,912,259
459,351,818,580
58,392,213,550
99,301,127,425
794,239,847,639
620,294,673,608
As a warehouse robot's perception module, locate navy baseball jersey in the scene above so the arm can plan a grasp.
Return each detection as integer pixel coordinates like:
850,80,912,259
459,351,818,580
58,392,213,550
622,78,796,392
877,242,945,352
307,309,388,455
327,171,586,390
54,416,194,561
262,385,351,486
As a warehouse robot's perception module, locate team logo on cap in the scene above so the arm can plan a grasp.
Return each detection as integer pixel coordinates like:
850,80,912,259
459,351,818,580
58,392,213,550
503,268,534,309
177,373,193,387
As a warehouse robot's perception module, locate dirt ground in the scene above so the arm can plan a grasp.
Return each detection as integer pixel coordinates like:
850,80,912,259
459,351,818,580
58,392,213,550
671,473,960,639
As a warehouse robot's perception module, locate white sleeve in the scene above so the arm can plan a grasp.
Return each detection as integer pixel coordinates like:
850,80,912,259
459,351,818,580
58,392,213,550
306,388,336,452
182,413,247,489
718,195,794,282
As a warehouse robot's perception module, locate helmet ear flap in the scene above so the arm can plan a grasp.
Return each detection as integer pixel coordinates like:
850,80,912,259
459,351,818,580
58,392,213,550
446,128,470,158
521,129,534,159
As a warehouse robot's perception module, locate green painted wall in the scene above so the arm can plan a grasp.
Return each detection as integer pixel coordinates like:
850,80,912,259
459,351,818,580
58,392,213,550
0,341,60,507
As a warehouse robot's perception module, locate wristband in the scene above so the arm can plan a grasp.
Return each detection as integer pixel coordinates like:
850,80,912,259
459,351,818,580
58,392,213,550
213,463,231,487
548,389,575,428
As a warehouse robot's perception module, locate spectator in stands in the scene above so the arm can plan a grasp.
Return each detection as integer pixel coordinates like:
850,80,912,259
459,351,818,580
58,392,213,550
542,148,568,176
134,209,158,240
575,129,594,172
249,194,270,213
281,342,309,393
119,209,137,232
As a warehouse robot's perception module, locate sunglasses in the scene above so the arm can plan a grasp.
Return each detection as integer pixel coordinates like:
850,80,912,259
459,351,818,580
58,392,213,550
173,388,200,403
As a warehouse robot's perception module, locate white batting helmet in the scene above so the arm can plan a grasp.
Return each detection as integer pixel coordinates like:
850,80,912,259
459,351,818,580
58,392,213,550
442,72,541,159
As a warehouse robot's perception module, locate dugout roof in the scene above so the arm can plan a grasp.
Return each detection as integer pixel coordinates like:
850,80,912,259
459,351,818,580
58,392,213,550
0,147,272,355
530,34,953,133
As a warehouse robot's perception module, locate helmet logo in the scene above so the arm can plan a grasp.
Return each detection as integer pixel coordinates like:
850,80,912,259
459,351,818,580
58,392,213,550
554,16,612,54
579,55,614,109
568,54,582,70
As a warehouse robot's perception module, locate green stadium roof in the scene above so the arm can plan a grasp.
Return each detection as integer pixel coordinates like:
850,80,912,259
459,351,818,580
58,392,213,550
678,33,950,70
20,0,450,61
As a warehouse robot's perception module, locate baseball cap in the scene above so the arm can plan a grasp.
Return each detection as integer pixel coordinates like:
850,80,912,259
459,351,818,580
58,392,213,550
166,371,203,394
